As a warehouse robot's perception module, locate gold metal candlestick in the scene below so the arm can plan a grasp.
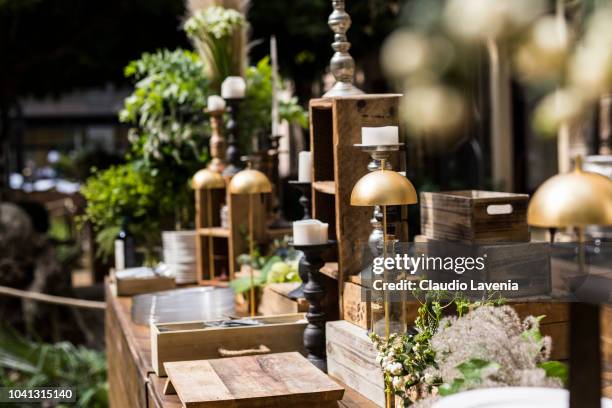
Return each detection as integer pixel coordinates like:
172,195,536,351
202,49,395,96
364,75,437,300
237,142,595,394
350,159,417,408
207,108,226,173
527,155,612,408
229,165,272,316
193,169,225,280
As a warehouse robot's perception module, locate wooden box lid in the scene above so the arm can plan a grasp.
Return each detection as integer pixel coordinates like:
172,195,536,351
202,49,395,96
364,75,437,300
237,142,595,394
164,352,344,407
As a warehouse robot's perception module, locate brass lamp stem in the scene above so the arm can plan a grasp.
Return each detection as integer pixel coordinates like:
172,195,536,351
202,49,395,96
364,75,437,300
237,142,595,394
249,193,256,317
577,225,586,275
207,189,215,280
382,203,392,408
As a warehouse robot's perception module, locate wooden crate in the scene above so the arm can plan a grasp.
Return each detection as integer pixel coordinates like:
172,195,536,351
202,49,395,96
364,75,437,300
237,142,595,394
258,282,309,315
309,94,403,317
327,320,384,407
150,313,307,376
420,237,551,298
420,190,529,243
110,270,176,296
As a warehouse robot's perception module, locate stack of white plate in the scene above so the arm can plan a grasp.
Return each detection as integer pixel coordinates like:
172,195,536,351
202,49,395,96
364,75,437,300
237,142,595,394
131,286,235,325
162,230,197,284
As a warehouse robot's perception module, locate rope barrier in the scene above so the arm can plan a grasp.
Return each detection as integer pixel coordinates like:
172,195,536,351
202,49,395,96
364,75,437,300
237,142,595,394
0,285,106,310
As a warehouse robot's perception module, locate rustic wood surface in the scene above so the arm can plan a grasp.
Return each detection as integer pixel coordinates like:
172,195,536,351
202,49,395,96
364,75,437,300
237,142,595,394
163,352,345,407
258,282,309,315
151,313,307,376
106,282,380,408
420,190,529,243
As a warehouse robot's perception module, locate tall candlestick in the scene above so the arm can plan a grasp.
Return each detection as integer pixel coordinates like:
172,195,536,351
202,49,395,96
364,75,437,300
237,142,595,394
298,151,312,182
323,0,363,97
271,36,280,137
292,240,335,372
222,98,244,177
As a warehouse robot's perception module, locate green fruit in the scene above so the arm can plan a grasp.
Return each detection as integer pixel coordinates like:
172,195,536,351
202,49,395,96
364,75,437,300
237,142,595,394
267,261,291,283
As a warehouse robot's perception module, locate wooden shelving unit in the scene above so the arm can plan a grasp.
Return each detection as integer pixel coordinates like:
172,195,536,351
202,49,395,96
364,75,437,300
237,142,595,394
195,184,279,283
308,94,403,315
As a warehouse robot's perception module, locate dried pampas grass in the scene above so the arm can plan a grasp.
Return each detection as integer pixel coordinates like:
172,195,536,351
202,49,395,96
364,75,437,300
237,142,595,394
186,0,250,15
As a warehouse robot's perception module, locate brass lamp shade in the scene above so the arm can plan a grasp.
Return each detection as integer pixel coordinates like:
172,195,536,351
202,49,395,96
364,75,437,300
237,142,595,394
228,168,272,194
351,170,418,206
192,169,225,189
528,159,612,228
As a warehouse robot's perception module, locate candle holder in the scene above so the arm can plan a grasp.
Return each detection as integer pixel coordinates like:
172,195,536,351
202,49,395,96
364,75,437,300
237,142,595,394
323,0,363,97
528,156,612,408
223,97,245,177
351,161,417,408
206,108,226,173
354,143,403,257
288,181,312,220
291,240,335,372
229,164,273,316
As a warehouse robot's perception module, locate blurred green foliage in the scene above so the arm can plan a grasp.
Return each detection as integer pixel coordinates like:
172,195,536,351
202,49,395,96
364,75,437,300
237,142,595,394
0,328,107,408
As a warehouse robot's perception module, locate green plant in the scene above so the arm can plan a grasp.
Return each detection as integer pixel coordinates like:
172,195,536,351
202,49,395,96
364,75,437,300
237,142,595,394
370,292,503,405
239,57,308,151
184,6,245,91
80,163,172,261
0,328,107,408
120,49,210,167
119,49,211,228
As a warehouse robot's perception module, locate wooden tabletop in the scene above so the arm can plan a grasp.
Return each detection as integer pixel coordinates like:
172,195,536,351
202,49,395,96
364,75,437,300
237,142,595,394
105,283,379,408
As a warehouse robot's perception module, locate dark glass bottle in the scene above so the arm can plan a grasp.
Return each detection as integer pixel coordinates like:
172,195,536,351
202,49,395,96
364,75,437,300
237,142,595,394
114,217,136,270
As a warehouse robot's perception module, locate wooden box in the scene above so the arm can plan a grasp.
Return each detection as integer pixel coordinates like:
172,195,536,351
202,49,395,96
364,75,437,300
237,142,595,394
420,190,529,243
151,313,307,376
326,320,384,407
110,270,176,296
258,282,309,316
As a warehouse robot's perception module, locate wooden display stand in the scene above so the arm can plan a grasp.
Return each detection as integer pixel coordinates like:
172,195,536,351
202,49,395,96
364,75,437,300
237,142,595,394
309,94,403,317
194,185,289,283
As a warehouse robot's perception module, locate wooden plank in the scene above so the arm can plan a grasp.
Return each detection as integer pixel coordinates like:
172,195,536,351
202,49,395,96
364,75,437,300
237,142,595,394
105,284,152,408
321,262,339,280
313,181,337,195
326,320,385,407
342,282,370,330
164,353,344,407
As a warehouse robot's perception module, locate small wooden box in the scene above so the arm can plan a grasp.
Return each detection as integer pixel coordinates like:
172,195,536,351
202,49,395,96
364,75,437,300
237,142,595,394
257,282,309,316
420,190,529,243
110,270,176,296
151,313,307,376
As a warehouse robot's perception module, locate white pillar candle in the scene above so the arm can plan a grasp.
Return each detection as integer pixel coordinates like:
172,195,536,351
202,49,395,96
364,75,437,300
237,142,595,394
293,219,328,245
298,151,312,182
221,76,246,99
207,95,226,111
361,126,399,146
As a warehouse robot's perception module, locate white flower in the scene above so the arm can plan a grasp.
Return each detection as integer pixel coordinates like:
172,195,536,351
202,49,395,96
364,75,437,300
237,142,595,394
392,376,406,389
386,362,404,376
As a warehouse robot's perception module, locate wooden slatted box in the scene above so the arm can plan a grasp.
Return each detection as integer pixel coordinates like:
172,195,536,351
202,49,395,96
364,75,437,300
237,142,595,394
420,190,530,243
151,313,307,376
